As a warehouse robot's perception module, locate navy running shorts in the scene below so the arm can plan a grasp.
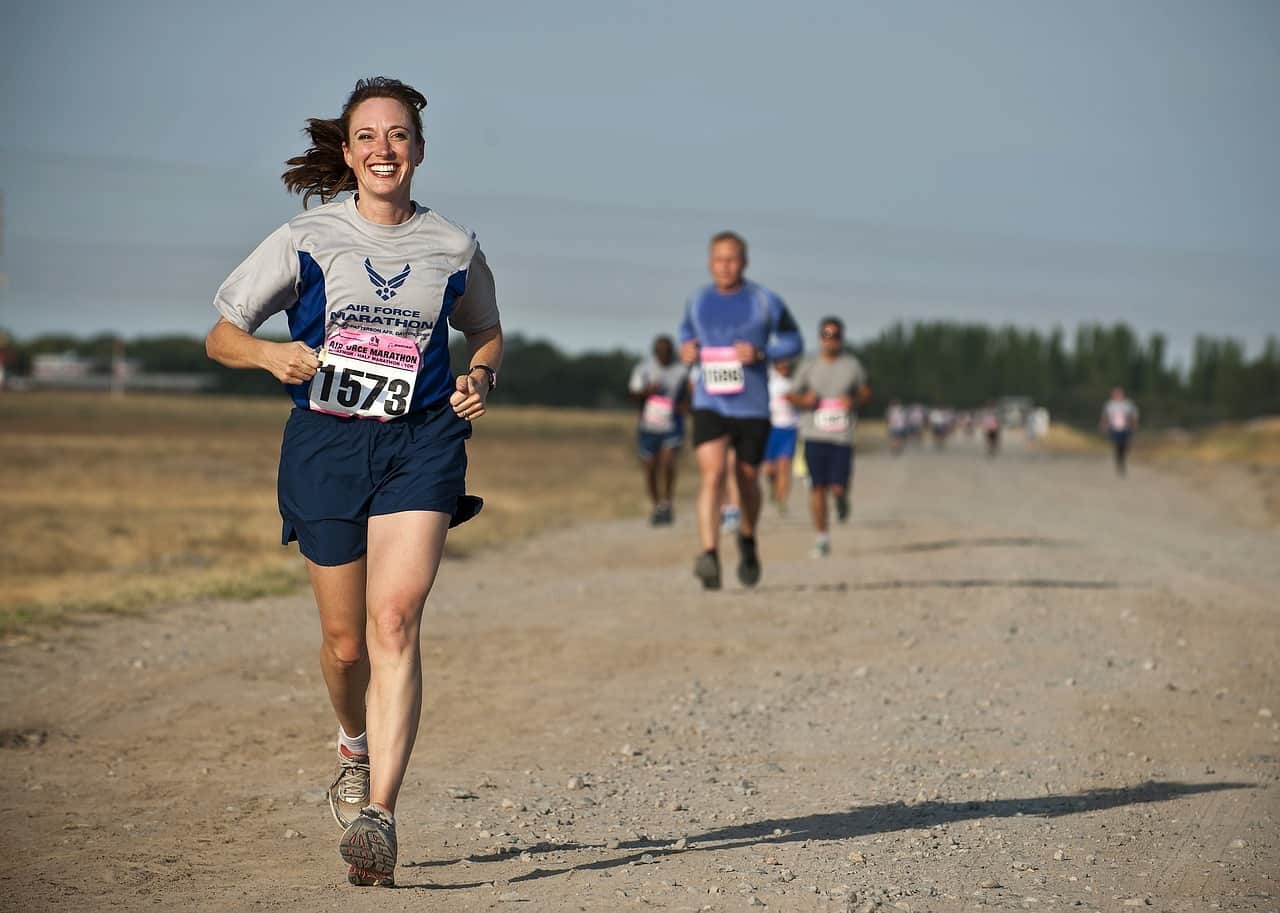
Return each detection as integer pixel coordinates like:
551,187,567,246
278,404,483,566
638,421,684,459
804,440,854,488
691,409,771,466
763,426,798,463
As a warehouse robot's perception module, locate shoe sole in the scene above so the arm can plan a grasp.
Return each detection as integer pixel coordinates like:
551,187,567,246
340,823,396,887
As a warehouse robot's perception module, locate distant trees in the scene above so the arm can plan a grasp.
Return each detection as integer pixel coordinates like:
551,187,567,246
855,321,1280,426
4,321,1276,427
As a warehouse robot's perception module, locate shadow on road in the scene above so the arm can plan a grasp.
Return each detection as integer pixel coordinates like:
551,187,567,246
860,536,1077,555
401,779,1249,890
753,577,1124,594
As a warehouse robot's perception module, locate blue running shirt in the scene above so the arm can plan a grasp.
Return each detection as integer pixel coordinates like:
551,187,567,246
677,281,803,419
213,198,499,414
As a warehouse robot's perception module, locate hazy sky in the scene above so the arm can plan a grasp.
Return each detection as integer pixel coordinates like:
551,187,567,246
2,0,1277,363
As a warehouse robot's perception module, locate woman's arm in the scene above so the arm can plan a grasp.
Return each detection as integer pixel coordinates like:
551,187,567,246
205,318,319,385
450,322,503,421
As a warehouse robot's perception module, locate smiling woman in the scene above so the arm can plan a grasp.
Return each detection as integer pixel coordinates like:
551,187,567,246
203,75,504,890
281,77,429,208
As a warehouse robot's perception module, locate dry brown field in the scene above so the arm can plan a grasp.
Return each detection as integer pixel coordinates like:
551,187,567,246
1041,415,1280,524
0,392,678,637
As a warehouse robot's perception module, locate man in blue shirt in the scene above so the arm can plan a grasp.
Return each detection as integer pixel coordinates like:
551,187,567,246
678,231,803,589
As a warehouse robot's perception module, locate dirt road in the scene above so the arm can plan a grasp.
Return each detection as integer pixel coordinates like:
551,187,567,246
2,436,1277,912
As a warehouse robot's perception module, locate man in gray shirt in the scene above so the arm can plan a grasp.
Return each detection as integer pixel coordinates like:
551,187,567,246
789,317,871,557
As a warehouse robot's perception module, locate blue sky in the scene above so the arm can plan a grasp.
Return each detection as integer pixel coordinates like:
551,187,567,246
1,0,1277,362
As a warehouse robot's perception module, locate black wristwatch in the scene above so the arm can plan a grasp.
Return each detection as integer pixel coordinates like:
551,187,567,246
469,364,497,391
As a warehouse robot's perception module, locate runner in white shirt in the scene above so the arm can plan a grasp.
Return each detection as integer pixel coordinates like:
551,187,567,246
628,335,690,525
886,400,908,456
763,360,799,514
979,403,1001,457
1099,387,1139,476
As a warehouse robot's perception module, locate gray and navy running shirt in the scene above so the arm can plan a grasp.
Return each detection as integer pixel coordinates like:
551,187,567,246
213,197,499,413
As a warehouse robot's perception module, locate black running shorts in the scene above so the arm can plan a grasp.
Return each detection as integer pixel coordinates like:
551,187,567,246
691,409,771,466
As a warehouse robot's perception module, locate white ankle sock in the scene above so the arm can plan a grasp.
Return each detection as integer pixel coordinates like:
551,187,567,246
338,726,368,756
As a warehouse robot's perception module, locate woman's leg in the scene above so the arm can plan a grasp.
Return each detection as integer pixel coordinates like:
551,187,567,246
363,509,451,813
308,557,370,738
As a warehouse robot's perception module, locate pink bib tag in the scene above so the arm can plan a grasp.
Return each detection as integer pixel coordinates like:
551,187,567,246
813,398,851,434
310,328,419,420
642,395,676,433
700,347,745,395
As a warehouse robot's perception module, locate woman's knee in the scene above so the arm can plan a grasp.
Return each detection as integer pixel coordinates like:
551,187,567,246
322,631,366,670
367,596,425,653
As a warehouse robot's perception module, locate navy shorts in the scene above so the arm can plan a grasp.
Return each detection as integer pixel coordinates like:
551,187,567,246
278,405,483,566
804,440,854,488
638,416,684,458
764,426,798,463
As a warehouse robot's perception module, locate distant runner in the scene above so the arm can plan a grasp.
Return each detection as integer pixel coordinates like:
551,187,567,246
763,359,799,514
628,335,689,525
980,403,1001,457
1100,387,1139,476
679,231,803,589
886,399,908,456
789,317,870,558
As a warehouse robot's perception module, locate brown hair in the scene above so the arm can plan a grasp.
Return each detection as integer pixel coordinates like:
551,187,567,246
709,230,748,260
282,77,428,207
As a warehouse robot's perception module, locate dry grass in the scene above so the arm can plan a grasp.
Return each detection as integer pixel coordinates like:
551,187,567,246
1038,414,1280,522
0,393,662,638
1143,416,1280,468
1037,422,1106,454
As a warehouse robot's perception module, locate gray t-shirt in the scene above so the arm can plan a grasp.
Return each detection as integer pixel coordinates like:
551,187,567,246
213,197,499,413
792,353,867,445
628,359,690,433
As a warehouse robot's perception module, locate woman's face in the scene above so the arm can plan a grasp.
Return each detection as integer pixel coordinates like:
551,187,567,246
342,97,424,204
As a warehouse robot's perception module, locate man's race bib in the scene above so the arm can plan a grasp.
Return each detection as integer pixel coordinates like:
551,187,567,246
642,395,676,433
701,347,745,395
309,328,418,420
813,398,852,434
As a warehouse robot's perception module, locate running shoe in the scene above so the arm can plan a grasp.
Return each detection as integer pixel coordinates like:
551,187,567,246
834,492,850,523
340,805,398,887
810,536,831,559
651,503,674,526
737,534,761,587
694,551,722,590
327,748,371,829
719,505,740,534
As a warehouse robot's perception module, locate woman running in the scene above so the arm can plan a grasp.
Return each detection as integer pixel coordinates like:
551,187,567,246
205,76,502,887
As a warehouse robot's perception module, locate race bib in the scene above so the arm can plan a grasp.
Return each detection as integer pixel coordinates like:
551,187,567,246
309,328,418,420
701,347,745,395
1108,411,1129,432
642,395,676,433
813,398,852,434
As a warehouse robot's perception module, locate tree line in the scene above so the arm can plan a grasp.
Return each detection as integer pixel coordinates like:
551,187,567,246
4,322,1276,427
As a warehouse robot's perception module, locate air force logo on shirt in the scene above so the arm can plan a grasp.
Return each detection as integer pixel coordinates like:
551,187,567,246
364,259,411,301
